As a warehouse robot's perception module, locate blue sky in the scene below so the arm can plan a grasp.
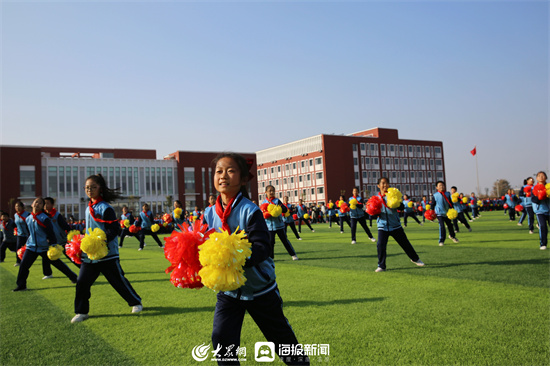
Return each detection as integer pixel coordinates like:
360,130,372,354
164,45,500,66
2,1,548,195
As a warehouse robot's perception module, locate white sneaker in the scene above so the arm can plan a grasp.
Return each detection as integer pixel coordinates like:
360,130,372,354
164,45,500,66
439,242,444,246
370,237,376,242
451,237,459,243
411,259,425,267
420,223,424,226
42,275,53,280
132,304,143,313
351,240,356,245
340,231,344,234
529,231,534,234
517,223,522,226
540,246,547,250
138,248,143,251
311,230,315,233
14,263,20,267
71,314,89,323
298,238,302,240
375,267,385,272
291,256,299,261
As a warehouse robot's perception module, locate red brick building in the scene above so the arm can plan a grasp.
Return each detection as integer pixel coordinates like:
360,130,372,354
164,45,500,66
255,128,445,204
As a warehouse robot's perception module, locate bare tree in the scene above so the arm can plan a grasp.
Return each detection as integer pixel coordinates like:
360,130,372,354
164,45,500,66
490,179,512,197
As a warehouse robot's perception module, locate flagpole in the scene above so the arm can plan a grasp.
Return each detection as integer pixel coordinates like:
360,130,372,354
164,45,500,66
475,150,480,197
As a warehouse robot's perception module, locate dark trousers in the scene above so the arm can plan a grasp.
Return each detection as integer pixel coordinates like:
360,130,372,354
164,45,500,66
437,216,456,243
403,212,421,227
297,218,313,233
284,222,301,239
376,228,419,269
16,250,78,288
75,259,141,314
327,215,336,227
269,229,296,258
536,213,549,247
138,229,163,249
15,236,27,264
0,240,16,262
463,210,472,221
453,212,471,232
350,216,373,240
508,208,516,220
212,289,309,366
119,228,137,247
339,216,351,232
518,206,535,231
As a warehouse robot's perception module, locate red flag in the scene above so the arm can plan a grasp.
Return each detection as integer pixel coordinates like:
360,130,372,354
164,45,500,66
470,147,477,156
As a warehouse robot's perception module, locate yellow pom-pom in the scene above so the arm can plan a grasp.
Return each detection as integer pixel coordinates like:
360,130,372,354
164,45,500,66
267,204,282,218
151,224,160,232
462,197,468,204
192,216,198,222
284,211,290,217
66,230,81,243
546,183,550,196
198,228,252,292
81,228,109,261
174,208,183,219
426,204,431,210
328,203,334,209
335,213,339,217
163,222,168,227
477,200,483,206
47,244,64,261
337,200,344,207
447,208,458,220
451,192,459,203
349,199,358,210
124,219,130,228
386,188,402,209
303,213,310,220
407,201,414,208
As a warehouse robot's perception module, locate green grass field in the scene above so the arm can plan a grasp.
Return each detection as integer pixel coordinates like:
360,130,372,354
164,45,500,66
1,211,549,366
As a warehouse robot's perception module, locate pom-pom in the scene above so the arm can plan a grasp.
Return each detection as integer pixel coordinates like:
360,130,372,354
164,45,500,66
339,202,350,213
477,200,483,207
192,216,198,222
462,197,468,204
164,221,215,289
303,213,310,220
47,244,64,261
524,186,532,197
174,208,183,219
129,225,140,234
259,203,270,212
515,205,524,212
17,245,26,260
335,213,339,217
386,188,402,209
349,198,358,210
424,209,437,221
407,201,414,208
263,211,272,219
418,206,423,212
163,222,168,227
284,211,290,218
336,200,345,208
328,203,334,209
81,228,109,261
503,203,509,209
267,204,282,218
14,228,18,236
366,196,383,216
198,228,253,292
66,230,81,243
451,192,459,203
151,224,160,233
292,214,298,220
65,234,83,265
447,208,458,220
120,220,126,229
546,183,550,197
533,184,547,200
163,213,173,223
426,204,431,210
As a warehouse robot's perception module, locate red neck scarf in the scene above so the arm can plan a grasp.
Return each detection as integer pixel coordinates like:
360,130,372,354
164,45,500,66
142,210,152,221
89,198,117,224
266,197,276,205
46,207,57,218
215,195,237,233
438,191,453,208
31,211,47,228
378,192,389,208
1,220,6,229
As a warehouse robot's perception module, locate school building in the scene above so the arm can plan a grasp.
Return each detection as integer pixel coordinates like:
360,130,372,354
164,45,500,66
255,127,446,204
0,146,257,219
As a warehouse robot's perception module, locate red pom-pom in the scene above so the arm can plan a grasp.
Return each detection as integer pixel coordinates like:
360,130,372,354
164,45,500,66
129,225,140,234
17,245,26,260
164,220,215,289
418,206,424,212
65,234,83,265
292,214,298,220
424,209,437,221
533,183,547,200
503,203,509,209
523,186,532,197
501,196,505,200
163,213,173,223
263,211,272,219
339,202,350,213
260,203,269,212
120,220,126,229
515,205,524,212
366,196,383,216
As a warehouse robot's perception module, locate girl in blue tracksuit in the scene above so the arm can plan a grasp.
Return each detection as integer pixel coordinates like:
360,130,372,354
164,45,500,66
531,171,549,250
137,204,164,250
263,186,299,260
171,200,186,232
470,193,479,219
0,212,17,263
402,194,422,227
375,177,424,272
13,197,78,292
504,189,517,221
450,187,471,233
326,199,337,228
282,196,301,240
296,199,314,233
349,187,376,244
71,174,142,323
118,205,136,247
13,201,38,269
518,177,535,233
432,181,459,246
45,196,80,269
201,196,216,226
203,153,308,366
337,195,351,233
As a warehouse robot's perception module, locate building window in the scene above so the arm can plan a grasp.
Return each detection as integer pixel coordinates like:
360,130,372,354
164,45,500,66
355,172,359,179
293,163,296,170
134,168,139,195
317,187,324,194
309,159,313,166
184,169,195,193
72,167,78,198
299,176,303,182
353,158,358,165
435,159,443,170
352,144,357,152
434,147,442,157
20,166,36,197
360,143,365,151
59,167,65,198
48,167,57,197
156,168,161,195
316,172,323,179
315,157,322,165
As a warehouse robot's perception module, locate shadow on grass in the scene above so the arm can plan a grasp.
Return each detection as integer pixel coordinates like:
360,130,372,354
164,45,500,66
284,297,385,307
90,305,215,319
389,257,549,270
295,253,399,261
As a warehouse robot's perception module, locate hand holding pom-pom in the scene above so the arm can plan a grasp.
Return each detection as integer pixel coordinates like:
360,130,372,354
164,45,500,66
418,206,423,212
267,204,282,218
426,204,431,210
303,213,310,220
451,193,459,203
386,188,402,209
17,245,26,260
81,228,109,261
366,196,383,216
66,230,81,243
163,213,173,224
424,209,437,221
503,203,509,209
198,228,252,292
524,186,532,197
174,208,183,219
462,197,468,204
292,214,298,220
477,200,483,207
407,201,414,208
129,225,140,234
65,234,83,265
328,203,334,209
447,209,458,220
339,202,350,213
47,244,64,261
151,224,160,233
533,183,547,200
349,198,358,210
546,183,550,198
515,205,524,212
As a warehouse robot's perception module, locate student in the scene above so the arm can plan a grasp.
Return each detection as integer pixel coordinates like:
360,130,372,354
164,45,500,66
402,194,422,227
374,177,425,272
420,196,428,223
531,171,549,250
450,187,472,233
171,200,186,232
13,197,78,292
118,206,136,247
337,195,351,234
283,197,301,241
518,177,535,234
262,186,299,260
460,194,473,222
326,199,337,228
71,174,142,323
202,195,217,223
470,193,479,219
504,189,517,221
0,212,17,263
349,187,376,244
432,181,459,246
13,201,31,267
137,203,164,251
44,197,79,269
202,153,308,366
296,199,314,234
